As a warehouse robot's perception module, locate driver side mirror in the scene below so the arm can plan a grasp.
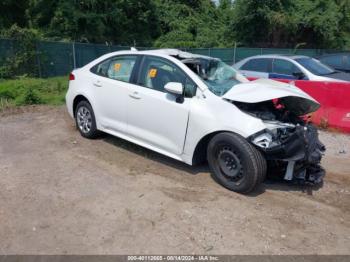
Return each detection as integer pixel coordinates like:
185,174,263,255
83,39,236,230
164,82,184,95
292,72,305,80
164,82,184,103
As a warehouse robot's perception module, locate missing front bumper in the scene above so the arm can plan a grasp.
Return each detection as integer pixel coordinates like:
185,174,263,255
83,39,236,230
254,124,326,185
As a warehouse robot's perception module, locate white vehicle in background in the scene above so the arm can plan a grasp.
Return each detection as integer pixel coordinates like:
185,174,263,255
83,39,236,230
66,49,325,194
233,54,350,82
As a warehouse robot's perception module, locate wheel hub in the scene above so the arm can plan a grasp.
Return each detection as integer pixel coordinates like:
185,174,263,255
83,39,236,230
218,148,242,179
77,106,92,133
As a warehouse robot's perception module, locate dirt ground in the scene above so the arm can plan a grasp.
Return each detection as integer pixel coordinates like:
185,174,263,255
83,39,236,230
0,106,349,255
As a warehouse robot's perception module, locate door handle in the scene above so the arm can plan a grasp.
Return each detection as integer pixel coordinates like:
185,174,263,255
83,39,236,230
93,81,102,87
129,91,141,99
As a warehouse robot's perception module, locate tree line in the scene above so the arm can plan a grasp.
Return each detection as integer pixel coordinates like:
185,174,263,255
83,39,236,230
1,0,350,49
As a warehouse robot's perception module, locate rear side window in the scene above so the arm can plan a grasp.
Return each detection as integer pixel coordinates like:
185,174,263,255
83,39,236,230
91,60,110,77
273,59,301,75
90,55,137,83
107,56,136,82
240,58,272,72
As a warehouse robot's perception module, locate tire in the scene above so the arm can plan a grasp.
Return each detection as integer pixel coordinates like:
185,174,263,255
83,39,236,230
253,145,267,184
207,132,267,194
75,100,99,139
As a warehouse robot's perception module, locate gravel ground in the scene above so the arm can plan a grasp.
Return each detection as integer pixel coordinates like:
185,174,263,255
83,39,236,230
319,130,350,157
0,106,349,255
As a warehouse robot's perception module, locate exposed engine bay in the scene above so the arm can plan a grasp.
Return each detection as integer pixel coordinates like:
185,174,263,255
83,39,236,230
234,99,326,185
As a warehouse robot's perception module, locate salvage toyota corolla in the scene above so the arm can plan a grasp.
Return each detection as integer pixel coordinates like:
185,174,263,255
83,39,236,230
66,49,325,194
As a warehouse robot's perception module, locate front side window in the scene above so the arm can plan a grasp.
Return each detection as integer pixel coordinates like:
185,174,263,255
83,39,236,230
273,59,301,76
138,56,196,97
295,57,335,76
241,58,272,72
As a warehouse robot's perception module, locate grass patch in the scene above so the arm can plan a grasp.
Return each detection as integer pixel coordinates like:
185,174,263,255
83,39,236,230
0,76,68,110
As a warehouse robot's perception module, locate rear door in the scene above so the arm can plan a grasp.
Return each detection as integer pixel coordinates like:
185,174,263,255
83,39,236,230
90,55,139,133
126,55,196,155
239,58,272,79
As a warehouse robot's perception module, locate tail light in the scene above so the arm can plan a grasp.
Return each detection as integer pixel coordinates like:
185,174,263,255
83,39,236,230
69,73,75,80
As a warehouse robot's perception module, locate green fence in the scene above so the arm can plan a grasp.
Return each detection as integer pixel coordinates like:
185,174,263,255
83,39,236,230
0,38,341,78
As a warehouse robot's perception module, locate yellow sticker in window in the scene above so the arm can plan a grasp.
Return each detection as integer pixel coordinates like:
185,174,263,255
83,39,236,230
148,68,157,78
114,63,121,71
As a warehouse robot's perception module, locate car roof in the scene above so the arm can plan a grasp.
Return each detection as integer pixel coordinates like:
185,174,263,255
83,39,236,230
243,54,310,60
101,48,216,61
142,49,215,59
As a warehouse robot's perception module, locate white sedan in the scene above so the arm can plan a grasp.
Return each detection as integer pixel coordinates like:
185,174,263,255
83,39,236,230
233,54,350,82
66,49,325,194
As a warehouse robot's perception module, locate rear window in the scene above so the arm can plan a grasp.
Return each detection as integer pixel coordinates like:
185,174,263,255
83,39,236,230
240,58,272,73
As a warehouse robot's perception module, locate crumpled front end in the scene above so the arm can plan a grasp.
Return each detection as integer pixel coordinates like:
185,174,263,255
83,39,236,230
229,97,326,185
222,78,326,185
250,123,325,184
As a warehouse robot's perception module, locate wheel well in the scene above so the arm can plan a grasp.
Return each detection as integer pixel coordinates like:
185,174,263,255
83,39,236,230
73,95,89,115
192,131,223,166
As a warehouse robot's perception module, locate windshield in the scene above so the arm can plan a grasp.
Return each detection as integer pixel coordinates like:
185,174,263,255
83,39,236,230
295,57,336,76
200,60,243,96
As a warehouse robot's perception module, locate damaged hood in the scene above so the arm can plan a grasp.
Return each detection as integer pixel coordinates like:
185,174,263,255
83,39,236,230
222,78,320,115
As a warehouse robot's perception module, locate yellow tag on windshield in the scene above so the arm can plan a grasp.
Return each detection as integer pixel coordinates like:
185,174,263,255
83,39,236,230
149,68,157,78
114,63,121,71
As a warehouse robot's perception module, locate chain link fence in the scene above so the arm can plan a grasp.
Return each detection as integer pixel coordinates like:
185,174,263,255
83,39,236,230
0,38,341,78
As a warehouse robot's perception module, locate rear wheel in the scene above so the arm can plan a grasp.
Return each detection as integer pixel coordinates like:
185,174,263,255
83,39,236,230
207,132,266,194
75,100,99,139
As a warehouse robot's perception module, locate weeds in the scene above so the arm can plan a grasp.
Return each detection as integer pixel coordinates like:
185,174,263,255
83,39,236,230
0,97,12,111
0,76,68,111
18,88,43,105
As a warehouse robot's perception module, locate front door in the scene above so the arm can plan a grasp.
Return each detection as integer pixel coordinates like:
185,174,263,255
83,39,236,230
126,56,196,155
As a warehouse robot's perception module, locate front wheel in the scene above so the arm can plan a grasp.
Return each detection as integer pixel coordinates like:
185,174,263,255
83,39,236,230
207,132,267,194
75,100,99,139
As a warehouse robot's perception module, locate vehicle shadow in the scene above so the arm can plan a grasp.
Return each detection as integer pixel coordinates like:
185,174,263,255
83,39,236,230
101,133,324,196
101,133,209,175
